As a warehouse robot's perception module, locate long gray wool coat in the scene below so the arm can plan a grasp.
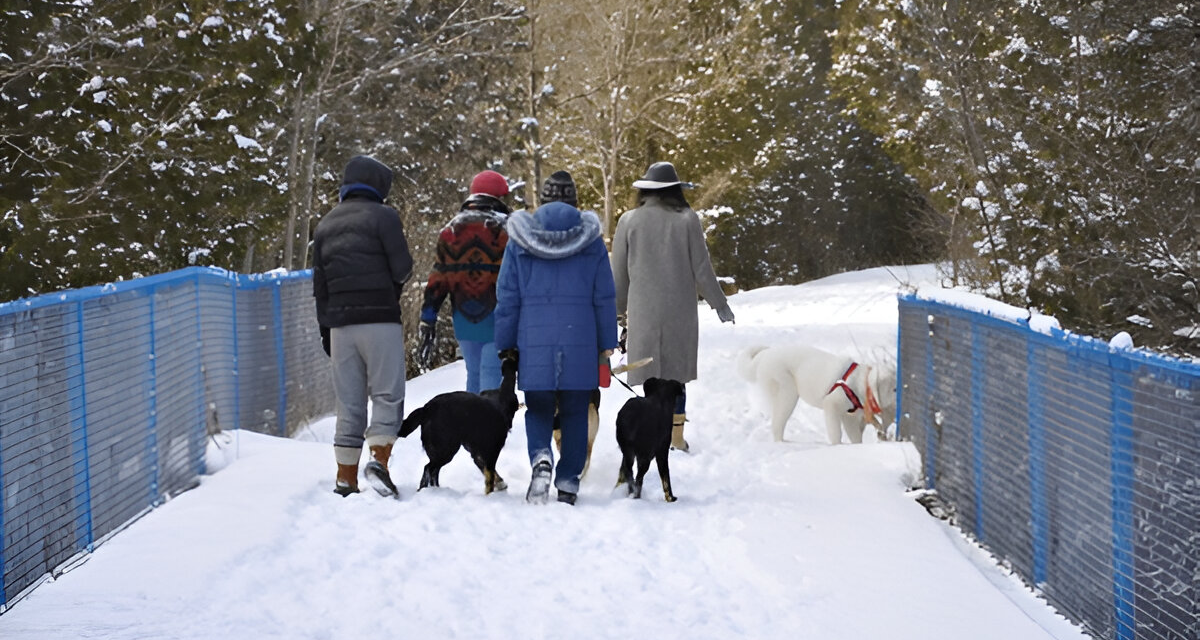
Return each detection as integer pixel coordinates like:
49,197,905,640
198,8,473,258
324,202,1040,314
611,194,728,387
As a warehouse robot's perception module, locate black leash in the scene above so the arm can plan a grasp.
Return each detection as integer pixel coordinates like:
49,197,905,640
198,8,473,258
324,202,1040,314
609,350,647,397
614,373,640,397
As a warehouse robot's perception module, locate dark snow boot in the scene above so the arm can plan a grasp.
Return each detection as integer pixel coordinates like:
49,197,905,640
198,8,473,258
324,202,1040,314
365,461,398,498
526,459,552,504
364,443,399,498
556,489,577,505
364,461,398,497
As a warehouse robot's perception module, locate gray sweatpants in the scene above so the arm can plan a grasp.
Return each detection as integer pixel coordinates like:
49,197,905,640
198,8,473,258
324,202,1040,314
331,323,406,465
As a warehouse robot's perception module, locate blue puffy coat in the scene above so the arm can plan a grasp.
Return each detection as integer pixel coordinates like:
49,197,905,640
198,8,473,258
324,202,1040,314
494,202,618,391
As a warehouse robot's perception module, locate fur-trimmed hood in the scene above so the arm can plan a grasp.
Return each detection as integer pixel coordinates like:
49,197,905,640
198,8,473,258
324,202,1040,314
505,201,602,260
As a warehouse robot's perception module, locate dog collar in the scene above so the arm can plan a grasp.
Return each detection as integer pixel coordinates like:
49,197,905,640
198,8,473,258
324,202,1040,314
832,362,883,418
831,362,865,414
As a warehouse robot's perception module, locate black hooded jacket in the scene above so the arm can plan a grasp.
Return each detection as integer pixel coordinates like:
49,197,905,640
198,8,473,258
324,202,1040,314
312,156,414,327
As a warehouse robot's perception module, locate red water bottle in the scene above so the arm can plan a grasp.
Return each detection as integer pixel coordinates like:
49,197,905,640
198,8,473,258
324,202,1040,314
598,355,611,388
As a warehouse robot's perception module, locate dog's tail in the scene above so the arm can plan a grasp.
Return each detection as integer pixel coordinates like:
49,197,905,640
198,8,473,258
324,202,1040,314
736,345,769,381
398,406,429,438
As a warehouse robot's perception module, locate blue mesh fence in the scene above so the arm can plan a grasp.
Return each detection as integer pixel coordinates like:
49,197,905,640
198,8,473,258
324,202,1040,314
0,267,333,611
898,295,1199,640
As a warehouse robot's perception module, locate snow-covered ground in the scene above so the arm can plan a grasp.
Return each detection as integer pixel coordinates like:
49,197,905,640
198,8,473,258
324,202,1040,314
0,265,1089,639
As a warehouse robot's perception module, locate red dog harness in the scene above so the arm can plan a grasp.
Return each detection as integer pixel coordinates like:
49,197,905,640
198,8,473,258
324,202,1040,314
830,362,883,417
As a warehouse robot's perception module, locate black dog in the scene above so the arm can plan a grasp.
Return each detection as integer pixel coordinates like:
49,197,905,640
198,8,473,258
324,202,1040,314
615,377,686,502
399,357,519,494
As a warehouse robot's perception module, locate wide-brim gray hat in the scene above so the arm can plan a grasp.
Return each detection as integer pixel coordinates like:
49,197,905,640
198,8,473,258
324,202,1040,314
632,161,694,189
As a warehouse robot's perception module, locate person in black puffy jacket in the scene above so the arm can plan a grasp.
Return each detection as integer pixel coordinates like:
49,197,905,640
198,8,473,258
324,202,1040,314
312,155,413,498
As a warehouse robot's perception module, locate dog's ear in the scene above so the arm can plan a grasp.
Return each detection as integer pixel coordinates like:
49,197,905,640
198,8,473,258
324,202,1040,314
643,377,661,397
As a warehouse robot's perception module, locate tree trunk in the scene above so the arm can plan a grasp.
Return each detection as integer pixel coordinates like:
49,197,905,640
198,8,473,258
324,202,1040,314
603,75,622,239
526,12,543,197
242,236,256,273
950,57,1007,298
282,83,307,270
297,97,321,270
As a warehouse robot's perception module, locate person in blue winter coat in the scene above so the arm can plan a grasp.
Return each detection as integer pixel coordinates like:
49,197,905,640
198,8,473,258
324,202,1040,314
494,199,619,505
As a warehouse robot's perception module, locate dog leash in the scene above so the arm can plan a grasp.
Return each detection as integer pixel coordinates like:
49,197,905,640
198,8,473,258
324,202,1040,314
614,373,640,397
610,355,652,397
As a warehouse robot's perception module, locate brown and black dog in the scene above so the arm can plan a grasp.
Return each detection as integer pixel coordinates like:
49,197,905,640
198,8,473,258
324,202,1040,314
399,357,519,494
552,389,601,477
615,377,686,502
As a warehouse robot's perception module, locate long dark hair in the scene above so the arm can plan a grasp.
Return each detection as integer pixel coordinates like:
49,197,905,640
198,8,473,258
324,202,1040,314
636,184,690,209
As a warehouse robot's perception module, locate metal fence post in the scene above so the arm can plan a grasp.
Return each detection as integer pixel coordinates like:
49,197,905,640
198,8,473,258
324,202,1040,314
1109,356,1136,640
73,301,95,552
231,275,240,431
147,291,160,504
1026,339,1048,587
194,272,206,475
0,459,3,608
970,322,986,543
894,307,904,437
923,315,937,489
271,284,287,437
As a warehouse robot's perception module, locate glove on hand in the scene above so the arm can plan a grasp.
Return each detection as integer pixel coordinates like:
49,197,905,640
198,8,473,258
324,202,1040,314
498,348,519,367
618,327,627,353
417,320,436,368
716,303,735,324
319,325,331,357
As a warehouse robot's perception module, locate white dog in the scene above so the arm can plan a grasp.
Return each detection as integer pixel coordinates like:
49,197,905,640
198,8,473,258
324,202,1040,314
737,345,896,444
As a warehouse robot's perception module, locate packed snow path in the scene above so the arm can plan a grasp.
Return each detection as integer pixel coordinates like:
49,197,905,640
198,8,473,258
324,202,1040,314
0,266,1087,639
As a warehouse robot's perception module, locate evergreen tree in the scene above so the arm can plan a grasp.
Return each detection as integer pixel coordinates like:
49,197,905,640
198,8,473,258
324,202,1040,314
0,1,300,298
679,0,938,290
831,0,1197,354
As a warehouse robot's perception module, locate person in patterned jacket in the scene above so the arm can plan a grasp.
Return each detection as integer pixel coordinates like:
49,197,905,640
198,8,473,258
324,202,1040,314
418,170,511,393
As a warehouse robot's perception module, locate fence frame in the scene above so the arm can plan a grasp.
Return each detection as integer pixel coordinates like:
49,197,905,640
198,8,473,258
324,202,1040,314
898,293,1198,640
0,267,332,613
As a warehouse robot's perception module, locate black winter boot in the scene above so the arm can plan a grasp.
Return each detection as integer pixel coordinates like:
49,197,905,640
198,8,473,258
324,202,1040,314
363,443,399,498
556,489,577,505
364,460,399,498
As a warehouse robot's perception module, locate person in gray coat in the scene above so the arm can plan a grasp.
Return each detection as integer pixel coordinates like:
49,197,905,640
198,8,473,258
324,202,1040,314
611,161,734,453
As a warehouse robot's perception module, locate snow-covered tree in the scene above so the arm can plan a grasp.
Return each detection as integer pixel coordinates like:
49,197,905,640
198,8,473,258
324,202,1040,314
0,1,300,296
831,0,1198,354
